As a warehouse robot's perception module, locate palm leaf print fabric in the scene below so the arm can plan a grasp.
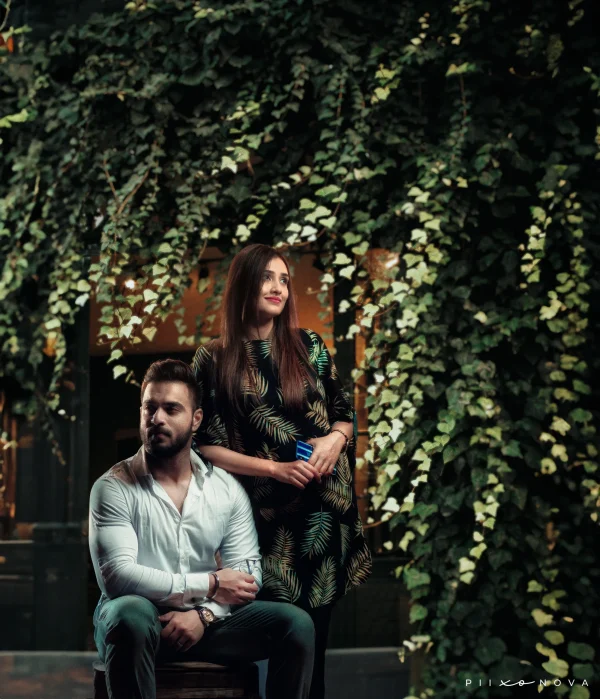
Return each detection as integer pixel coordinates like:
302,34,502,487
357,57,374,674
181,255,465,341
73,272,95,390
192,329,372,609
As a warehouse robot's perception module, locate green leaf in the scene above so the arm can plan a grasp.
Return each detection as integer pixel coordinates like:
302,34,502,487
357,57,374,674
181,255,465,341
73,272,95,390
343,232,362,246
221,156,237,173
570,408,592,424
542,658,569,678
502,441,522,458
544,631,565,645
540,298,562,320
572,664,594,681
339,265,356,279
409,604,428,623
142,327,157,342
404,568,431,590
443,444,463,464
437,418,455,434
143,289,159,302
373,86,390,101
532,609,554,627
573,379,591,395
113,365,127,380
567,643,595,661
474,637,507,666
551,417,571,435
0,108,29,128
459,557,475,573
569,687,590,699
333,253,352,266
315,184,341,197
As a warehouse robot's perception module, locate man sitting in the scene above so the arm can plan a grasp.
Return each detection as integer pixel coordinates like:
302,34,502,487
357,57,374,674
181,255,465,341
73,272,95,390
89,359,315,699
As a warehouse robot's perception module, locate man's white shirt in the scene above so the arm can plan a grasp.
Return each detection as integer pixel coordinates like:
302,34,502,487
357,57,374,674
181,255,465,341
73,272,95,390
89,447,262,619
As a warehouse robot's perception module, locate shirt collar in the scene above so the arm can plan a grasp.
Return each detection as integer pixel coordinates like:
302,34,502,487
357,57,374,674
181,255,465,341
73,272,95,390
129,446,213,488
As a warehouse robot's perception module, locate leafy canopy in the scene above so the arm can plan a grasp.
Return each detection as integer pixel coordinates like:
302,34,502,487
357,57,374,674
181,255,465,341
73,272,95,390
1,0,599,696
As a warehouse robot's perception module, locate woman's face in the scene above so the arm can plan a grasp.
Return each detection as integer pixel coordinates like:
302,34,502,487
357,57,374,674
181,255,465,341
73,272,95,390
255,256,290,321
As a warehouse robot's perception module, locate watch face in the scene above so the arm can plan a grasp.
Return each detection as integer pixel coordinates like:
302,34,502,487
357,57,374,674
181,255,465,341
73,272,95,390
202,608,215,623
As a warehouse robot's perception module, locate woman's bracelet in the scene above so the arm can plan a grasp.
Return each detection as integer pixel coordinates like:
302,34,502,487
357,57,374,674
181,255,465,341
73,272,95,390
206,571,220,599
331,428,349,453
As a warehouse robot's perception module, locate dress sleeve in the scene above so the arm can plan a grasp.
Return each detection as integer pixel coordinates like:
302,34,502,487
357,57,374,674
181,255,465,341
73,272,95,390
191,344,230,448
309,330,355,426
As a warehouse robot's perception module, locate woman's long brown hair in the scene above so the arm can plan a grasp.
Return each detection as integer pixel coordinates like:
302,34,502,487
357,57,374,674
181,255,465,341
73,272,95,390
210,244,315,419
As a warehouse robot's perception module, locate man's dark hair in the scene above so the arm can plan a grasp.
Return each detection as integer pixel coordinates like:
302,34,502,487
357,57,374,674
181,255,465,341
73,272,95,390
140,359,202,409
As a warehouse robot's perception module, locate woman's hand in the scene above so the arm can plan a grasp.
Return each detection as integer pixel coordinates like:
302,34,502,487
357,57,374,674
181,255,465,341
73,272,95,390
273,460,319,489
306,433,345,477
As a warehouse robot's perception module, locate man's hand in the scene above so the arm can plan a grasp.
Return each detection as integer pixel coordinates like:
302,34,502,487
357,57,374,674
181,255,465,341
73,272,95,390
273,460,319,488
159,610,204,652
213,567,258,605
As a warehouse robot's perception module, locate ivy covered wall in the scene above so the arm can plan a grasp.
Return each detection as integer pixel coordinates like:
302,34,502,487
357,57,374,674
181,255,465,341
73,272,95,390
1,0,599,696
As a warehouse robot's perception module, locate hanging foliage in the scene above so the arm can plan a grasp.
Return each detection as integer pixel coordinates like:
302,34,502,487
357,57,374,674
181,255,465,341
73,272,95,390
1,0,599,696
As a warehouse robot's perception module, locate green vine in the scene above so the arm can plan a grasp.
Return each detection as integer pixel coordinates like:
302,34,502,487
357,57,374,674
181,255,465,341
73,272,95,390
0,0,599,696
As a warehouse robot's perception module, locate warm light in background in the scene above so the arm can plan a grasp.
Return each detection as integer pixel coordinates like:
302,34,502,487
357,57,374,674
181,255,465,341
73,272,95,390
0,35,15,53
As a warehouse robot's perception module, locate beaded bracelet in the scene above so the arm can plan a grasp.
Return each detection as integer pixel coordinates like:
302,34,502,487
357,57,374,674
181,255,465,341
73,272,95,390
331,428,349,453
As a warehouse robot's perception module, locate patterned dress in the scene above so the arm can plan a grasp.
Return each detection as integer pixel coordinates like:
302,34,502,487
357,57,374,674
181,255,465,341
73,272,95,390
192,328,372,610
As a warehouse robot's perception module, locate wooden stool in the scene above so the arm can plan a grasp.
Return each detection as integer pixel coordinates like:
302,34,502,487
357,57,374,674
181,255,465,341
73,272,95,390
93,659,260,699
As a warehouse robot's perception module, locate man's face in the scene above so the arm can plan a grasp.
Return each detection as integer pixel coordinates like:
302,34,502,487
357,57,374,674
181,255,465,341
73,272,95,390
140,381,203,459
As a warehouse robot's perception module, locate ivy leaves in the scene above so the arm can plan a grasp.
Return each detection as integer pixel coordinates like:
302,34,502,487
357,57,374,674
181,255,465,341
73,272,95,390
0,1,599,696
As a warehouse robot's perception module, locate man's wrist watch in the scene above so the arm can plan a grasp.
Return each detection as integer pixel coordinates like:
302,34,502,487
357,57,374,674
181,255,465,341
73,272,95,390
195,606,216,629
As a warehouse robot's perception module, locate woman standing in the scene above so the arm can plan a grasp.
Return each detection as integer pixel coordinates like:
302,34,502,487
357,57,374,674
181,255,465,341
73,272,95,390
192,244,371,699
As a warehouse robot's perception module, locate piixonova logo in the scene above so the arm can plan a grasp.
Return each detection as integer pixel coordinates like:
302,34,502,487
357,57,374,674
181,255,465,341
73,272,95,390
465,678,590,689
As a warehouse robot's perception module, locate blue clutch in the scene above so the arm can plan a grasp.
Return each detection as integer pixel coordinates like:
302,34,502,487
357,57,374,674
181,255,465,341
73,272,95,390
296,440,313,462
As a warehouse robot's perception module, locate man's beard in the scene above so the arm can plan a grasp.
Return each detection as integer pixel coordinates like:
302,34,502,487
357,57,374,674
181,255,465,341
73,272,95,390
141,422,193,459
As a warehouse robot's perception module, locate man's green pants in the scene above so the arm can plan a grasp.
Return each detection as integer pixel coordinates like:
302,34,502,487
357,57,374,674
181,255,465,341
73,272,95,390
94,595,315,699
